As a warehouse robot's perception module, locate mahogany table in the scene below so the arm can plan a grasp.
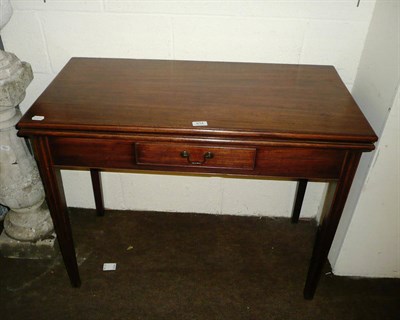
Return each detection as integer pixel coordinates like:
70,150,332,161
17,58,377,299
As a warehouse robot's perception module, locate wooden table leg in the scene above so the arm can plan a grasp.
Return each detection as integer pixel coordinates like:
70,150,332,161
32,137,81,287
291,179,308,223
90,169,105,216
303,152,361,299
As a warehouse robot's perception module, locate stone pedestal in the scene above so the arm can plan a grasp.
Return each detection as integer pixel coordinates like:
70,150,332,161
0,50,56,258
0,231,58,259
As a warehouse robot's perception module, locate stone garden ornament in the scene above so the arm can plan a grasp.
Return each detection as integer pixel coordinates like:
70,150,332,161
0,0,55,255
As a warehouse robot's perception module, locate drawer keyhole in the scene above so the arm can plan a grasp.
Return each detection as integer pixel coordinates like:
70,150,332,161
180,150,214,165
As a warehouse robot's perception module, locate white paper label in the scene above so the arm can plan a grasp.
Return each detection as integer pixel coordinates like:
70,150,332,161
192,121,208,127
32,115,45,121
103,263,117,271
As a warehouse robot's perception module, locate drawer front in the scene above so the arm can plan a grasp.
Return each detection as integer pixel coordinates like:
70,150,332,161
136,143,256,170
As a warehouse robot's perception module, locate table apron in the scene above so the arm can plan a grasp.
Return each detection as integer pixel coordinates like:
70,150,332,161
48,137,347,180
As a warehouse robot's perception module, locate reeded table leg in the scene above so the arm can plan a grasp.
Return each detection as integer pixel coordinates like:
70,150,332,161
303,152,361,299
291,179,308,223
32,137,81,287
90,169,105,216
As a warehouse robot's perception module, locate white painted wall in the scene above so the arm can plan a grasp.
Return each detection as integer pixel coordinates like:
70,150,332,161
329,0,400,277
1,0,375,218
334,85,399,278
4,1,398,277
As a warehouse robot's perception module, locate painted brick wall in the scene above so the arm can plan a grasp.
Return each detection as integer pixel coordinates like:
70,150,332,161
3,1,375,112
1,1,376,219
9,0,400,279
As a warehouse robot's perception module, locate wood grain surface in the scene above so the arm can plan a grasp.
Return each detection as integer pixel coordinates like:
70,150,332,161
18,58,377,144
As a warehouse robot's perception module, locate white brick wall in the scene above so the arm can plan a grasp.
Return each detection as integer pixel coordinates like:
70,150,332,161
3,1,376,91
172,16,307,63
8,0,400,279
11,0,103,12
42,12,172,72
0,0,376,219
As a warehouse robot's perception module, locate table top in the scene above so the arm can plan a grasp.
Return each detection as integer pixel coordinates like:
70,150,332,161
18,58,377,144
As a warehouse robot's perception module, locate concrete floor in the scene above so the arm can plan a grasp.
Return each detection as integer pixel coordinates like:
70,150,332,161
1,208,399,320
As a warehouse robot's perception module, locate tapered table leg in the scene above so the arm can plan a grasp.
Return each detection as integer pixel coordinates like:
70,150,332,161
291,179,308,223
32,137,81,287
90,169,105,216
303,152,362,299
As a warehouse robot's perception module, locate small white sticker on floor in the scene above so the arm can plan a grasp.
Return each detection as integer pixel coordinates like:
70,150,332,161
103,263,117,271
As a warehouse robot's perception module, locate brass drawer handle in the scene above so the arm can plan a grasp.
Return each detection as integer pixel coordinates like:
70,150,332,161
180,150,214,165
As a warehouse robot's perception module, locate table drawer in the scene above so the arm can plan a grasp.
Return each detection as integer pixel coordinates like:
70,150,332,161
136,143,256,170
